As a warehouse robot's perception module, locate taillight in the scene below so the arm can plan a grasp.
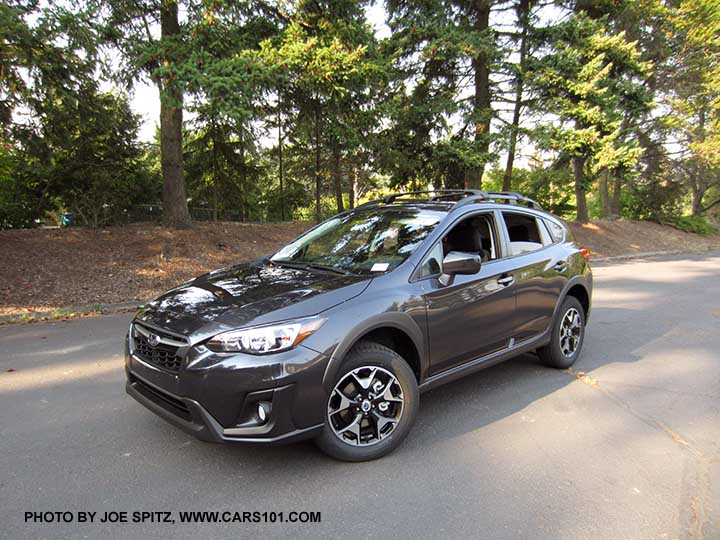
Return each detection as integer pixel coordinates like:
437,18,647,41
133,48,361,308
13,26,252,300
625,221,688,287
580,247,591,261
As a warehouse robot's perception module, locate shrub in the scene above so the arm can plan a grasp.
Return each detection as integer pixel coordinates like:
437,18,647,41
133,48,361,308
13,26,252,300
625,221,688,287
673,215,717,235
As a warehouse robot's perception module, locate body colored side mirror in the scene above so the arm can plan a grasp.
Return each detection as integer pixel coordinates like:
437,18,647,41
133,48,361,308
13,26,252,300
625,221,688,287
441,251,482,276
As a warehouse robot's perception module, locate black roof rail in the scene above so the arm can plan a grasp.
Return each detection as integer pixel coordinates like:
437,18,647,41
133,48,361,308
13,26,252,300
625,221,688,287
355,190,482,209
383,190,485,203
495,192,542,209
354,189,542,211
452,191,543,211
428,190,488,201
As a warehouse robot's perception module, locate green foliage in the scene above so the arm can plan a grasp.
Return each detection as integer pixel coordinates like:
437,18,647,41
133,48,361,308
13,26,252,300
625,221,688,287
252,0,387,220
671,0,720,169
672,215,717,235
378,0,499,187
0,146,36,229
1,2,155,228
4,84,157,228
2,0,720,230
263,176,312,222
294,195,346,222
1,1,93,131
530,13,650,184
623,176,685,221
52,90,157,227
485,165,576,218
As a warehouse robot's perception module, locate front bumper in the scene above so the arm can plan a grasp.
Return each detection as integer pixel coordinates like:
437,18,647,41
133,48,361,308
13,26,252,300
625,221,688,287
125,335,329,444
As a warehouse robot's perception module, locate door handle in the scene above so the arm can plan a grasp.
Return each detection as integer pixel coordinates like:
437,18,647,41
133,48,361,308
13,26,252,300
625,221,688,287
497,275,514,286
554,261,568,272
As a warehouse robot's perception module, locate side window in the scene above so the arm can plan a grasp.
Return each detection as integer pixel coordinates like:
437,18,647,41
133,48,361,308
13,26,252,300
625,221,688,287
502,212,546,256
442,214,498,261
543,219,565,243
417,213,498,278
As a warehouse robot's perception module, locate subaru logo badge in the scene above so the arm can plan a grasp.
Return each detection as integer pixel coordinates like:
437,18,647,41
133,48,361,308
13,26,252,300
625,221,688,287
148,333,161,348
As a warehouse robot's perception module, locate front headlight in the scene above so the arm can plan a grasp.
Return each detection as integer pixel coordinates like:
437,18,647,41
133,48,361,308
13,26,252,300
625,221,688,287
206,316,326,354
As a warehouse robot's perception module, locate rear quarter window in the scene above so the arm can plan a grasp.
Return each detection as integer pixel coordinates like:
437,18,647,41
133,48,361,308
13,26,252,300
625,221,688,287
543,219,566,243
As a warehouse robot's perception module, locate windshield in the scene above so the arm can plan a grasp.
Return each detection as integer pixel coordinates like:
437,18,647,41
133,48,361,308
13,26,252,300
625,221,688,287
270,208,444,274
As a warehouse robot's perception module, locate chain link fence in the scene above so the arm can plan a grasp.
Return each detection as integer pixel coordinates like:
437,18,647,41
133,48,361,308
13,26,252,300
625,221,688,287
127,204,275,224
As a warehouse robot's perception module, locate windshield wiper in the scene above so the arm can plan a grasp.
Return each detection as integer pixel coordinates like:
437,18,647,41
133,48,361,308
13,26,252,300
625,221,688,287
304,263,353,276
269,259,353,276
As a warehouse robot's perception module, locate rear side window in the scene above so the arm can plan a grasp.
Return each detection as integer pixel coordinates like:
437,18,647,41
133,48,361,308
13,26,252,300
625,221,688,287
502,212,548,256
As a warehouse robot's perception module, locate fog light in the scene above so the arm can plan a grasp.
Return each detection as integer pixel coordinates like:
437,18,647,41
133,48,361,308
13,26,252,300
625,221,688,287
256,402,270,424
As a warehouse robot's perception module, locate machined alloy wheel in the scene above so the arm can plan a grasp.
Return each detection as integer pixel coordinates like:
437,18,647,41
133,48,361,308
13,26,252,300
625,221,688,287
327,366,404,447
559,307,582,357
316,341,419,461
537,295,586,369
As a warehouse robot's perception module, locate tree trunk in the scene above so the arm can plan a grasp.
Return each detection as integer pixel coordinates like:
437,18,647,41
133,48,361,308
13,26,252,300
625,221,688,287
278,108,285,221
211,121,219,222
239,130,246,222
212,177,218,221
348,166,356,209
314,105,322,223
573,156,589,223
610,168,622,217
691,106,707,217
465,0,492,190
159,1,191,229
502,0,530,192
608,116,630,219
599,169,610,218
691,182,704,217
332,144,344,213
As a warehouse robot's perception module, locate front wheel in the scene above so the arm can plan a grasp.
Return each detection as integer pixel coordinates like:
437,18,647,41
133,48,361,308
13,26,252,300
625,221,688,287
537,296,586,369
315,342,419,461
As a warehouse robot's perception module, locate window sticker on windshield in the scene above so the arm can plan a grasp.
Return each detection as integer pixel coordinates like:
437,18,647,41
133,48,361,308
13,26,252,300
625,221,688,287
371,263,390,272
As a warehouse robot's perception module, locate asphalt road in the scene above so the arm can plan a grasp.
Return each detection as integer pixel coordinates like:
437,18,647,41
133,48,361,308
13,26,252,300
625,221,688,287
1,253,719,540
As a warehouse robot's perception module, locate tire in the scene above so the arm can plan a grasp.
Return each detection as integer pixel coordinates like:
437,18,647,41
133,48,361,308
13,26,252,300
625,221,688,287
315,341,419,462
537,296,586,369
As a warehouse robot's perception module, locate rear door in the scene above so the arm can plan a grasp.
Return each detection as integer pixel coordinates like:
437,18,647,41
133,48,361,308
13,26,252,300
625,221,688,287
417,210,517,376
498,210,568,341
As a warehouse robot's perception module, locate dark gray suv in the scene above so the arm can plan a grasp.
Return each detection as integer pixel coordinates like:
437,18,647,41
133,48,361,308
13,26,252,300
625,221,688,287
125,190,592,461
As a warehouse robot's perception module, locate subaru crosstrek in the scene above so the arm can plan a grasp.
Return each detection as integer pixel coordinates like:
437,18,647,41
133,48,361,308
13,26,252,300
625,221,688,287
125,190,592,461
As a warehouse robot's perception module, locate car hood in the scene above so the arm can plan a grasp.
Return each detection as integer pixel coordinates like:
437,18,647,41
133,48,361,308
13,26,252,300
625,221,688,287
134,261,372,338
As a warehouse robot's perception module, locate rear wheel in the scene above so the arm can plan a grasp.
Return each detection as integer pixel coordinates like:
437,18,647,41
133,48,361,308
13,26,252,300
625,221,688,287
315,342,418,461
537,296,586,369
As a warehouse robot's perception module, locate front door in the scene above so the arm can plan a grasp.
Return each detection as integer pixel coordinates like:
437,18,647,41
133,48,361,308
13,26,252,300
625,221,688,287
418,211,517,376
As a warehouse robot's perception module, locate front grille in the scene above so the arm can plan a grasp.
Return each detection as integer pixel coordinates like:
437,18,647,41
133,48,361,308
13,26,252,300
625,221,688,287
131,324,185,372
131,375,192,421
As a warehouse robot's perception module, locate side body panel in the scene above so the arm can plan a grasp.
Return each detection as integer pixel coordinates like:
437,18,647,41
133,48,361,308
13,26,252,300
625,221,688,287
420,258,517,375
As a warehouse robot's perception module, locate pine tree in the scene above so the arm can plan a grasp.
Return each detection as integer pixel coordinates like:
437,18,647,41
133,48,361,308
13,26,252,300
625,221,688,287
529,11,649,222
258,0,378,221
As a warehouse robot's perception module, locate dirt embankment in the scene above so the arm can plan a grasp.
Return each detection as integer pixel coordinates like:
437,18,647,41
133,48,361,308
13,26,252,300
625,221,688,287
1,219,718,315
566,220,720,258
0,222,311,315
